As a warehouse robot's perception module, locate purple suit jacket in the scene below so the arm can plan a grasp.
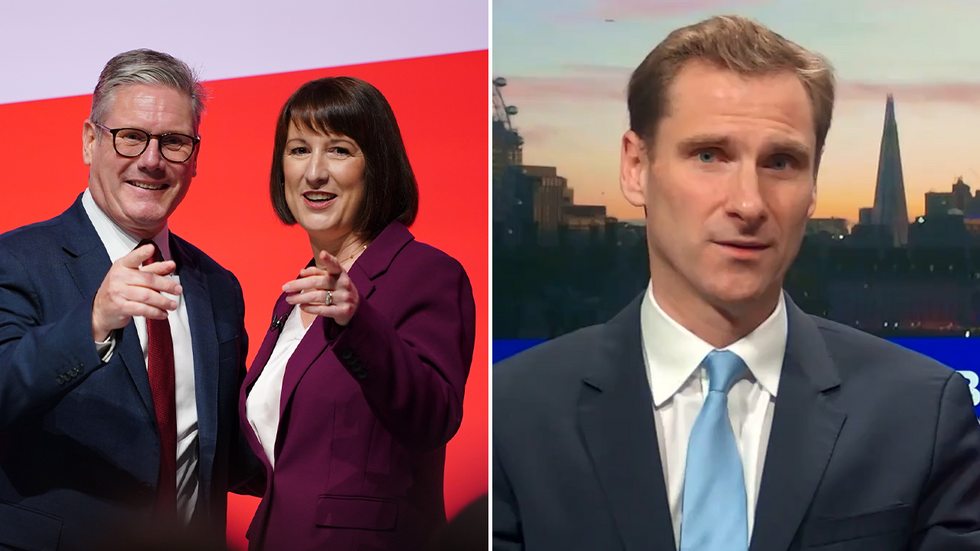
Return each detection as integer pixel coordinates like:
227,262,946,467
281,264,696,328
239,222,476,551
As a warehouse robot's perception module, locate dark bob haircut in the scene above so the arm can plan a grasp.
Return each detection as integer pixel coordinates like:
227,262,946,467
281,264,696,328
270,77,419,240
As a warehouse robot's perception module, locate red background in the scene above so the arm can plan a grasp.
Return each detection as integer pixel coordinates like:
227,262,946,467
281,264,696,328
0,50,488,549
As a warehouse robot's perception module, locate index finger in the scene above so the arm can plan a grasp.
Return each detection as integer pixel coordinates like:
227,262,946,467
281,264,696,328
318,250,344,275
119,243,157,269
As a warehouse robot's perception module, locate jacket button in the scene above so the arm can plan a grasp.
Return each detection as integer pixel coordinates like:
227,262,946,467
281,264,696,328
355,370,368,380
56,376,65,386
341,349,353,359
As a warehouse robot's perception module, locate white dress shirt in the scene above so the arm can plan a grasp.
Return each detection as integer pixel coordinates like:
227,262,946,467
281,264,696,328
82,189,199,523
245,304,310,469
640,281,787,546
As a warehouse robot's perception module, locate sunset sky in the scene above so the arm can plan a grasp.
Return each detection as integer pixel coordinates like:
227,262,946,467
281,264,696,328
493,0,980,222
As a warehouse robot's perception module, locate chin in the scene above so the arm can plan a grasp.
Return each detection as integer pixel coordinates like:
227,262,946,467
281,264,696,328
299,220,338,234
125,209,169,229
703,278,773,307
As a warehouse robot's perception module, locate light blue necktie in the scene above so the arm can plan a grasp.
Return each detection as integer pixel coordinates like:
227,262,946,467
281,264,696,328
679,349,749,551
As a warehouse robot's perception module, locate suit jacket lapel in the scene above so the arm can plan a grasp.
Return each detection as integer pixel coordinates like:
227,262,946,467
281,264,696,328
750,296,846,551
273,315,330,463
578,296,676,551
239,294,292,484
347,263,374,301
60,197,155,417
278,314,328,403
243,294,293,393
171,237,219,503
346,221,414,302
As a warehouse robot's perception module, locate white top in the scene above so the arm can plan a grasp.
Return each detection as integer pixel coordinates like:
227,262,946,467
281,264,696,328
82,189,199,524
640,281,787,546
245,304,310,469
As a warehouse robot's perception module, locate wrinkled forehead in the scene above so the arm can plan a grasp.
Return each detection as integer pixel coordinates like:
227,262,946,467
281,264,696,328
104,83,197,131
662,62,816,151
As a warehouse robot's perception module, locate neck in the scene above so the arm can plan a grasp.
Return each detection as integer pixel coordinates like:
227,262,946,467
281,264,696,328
129,226,165,242
649,269,780,350
310,232,367,269
88,185,167,241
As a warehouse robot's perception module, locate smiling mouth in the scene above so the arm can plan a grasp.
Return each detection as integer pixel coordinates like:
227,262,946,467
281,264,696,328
303,191,337,203
128,181,168,191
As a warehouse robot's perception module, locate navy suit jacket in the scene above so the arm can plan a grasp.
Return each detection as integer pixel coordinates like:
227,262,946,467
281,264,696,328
240,221,476,551
493,293,980,551
0,195,253,551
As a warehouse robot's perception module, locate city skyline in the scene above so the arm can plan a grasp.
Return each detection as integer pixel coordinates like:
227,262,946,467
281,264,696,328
493,0,980,222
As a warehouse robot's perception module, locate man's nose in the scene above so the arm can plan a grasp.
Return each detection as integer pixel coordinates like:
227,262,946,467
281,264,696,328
728,164,767,225
137,138,166,170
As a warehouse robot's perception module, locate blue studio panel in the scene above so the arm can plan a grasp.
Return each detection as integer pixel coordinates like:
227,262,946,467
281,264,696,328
494,338,980,422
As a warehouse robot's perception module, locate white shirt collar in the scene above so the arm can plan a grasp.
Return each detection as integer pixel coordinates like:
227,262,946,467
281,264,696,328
81,188,171,263
640,281,787,407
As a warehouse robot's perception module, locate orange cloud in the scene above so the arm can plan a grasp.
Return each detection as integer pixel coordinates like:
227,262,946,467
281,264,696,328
502,74,627,104
503,69,980,108
839,82,980,106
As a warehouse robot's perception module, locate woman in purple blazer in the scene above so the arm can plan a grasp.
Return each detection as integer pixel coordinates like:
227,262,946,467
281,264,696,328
239,77,477,551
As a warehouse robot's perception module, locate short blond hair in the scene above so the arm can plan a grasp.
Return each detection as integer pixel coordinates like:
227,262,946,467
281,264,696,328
628,15,835,164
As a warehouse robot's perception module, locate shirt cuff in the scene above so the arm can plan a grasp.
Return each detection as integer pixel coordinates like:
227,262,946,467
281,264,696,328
95,332,117,363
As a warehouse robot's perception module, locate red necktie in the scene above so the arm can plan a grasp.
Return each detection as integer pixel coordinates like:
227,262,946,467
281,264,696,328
139,239,177,514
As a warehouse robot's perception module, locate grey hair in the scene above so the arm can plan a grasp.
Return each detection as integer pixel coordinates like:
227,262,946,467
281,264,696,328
90,49,208,132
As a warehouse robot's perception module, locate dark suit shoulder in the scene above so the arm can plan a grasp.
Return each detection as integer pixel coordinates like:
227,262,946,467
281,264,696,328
0,213,66,251
0,211,81,280
494,323,606,406
811,315,955,387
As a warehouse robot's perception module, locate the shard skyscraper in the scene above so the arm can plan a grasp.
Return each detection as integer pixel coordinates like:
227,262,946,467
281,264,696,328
871,94,909,247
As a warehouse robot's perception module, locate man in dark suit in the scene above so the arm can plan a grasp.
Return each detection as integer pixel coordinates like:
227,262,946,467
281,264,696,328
0,49,254,550
493,15,980,551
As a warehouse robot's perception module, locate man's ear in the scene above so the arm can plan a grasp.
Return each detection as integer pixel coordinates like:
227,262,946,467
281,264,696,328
190,141,200,178
82,120,98,166
621,130,649,208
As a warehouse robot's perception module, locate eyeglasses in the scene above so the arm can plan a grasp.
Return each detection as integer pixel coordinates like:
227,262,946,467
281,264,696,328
95,124,200,163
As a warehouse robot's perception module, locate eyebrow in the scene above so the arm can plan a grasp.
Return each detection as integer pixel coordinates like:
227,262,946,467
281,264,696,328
326,137,356,148
285,136,356,148
676,134,735,153
108,124,194,136
677,133,812,162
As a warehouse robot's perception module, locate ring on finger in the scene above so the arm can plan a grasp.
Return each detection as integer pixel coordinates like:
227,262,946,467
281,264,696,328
325,290,334,306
